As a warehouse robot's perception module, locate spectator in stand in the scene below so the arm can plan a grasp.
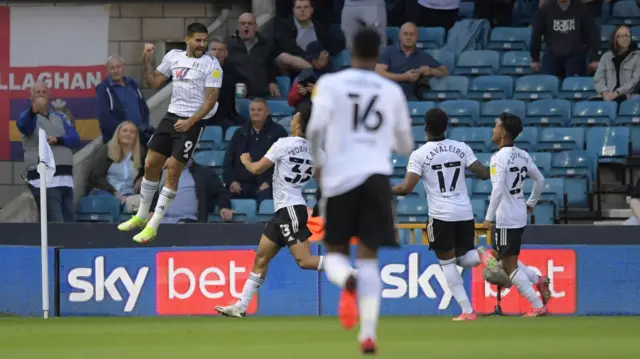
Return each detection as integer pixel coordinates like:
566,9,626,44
342,0,387,49
475,0,514,26
276,0,333,27
18,82,81,223
208,37,245,130
412,0,460,30
593,25,640,104
223,98,288,203
149,159,234,223
227,13,281,98
275,0,344,73
96,56,152,144
375,22,449,100
623,178,640,225
530,0,599,77
539,0,605,50
87,121,146,213
287,41,335,109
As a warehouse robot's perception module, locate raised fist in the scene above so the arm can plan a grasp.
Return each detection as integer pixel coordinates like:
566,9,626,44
142,43,156,61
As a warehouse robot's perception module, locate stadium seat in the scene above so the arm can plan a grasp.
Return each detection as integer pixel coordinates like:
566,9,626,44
425,48,456,73
408,101,435,125
472,179,492,200
302,178,318,197
514,75,559,100
423,76,469,100
632,127,640,155
487,27,531,51
458,2,474,18
465,177,474,197
307,198,317,211
266,100,294,121
333,49,351,68
552,150,593,207
471,199,487,222
514,127,538,152
413,126,426,146
396,197,428,222
616,99,640,125
450,127,492,152
538,127,585,151
417,27,445,49
586,127,631,164
602,2,612,25
392,154,409,176
525,99,571,126
558,77,597,100
225,126,240,142
530,152,552,176
386,26,399,45
198,126,223,151
468,75,514,100
571,101,617,126
611,0,640,25
529,203,555,224
632,26,640,42
276,76,291,97
228,199,258,223
523,177,565,216
455,50,500,75
500,51,533,75
236,98,251,119
77,195,121,223
193,150,225,174
256,199,275,222
437,100,480,126
479,100,526,126
601,25,615,49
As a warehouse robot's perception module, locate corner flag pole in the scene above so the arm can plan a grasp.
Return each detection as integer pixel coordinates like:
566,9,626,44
37,161,50,320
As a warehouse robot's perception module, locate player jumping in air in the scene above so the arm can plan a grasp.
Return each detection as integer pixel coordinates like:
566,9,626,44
215,105,350,318
118,23,222,243
482,113,551,317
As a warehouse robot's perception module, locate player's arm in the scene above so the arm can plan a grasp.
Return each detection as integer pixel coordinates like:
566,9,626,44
307,79,331,170
468,161,490,180
484,157,507,224
242,140,281,175
393,89,414,156
392,150,421,195
525,161,545,210
186,62,222,124
143,45,170,89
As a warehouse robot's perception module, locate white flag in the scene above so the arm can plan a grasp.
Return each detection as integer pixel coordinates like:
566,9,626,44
37,128,56,182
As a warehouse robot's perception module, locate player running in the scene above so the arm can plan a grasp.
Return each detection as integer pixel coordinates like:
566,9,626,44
215,105,347,318
307,27,414,355
482,113,551,317
392,108,502,321
118,23,222,243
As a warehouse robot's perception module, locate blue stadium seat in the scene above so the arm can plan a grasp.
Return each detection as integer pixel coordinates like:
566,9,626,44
500,51,533,75
425,48,456,73
256,199,275,222
587,127,631,164
396,197,428,222
236,98,251,119
632,127,640,155
632,26,640,42
408,101,435,125
488,27,531,51
523,177,565,217
438,100,480,126
479,100,526,126
471,199,487,222
77,195,121,223
514,75,559,100
601,25,615,49
571,101,617,126
193,150,225,174
455,50,500,75
515,127,538,152
450,127,492,152
465,177,474,197
333,49,351,68
412,126,426,146
616,100,640,125
538,127,585,151
198,126,223,150
611,0,640,25
458,2,475,18
602,3,612,27
468,75,514,100
302,178,318,200
392,154,409,176
529,203,555,224
266,100,294,121
530,152,552,176
472,179,492,200
424,76,469,100
552,150,593,207
227,199,258,223
275,76,291,97
225,126,240,142
525,99,571,126
386,27,400,45
417,27,445,49
307,198,317,211
558,77,597,100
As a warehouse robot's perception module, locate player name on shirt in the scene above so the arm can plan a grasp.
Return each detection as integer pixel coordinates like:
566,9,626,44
422,143,468,166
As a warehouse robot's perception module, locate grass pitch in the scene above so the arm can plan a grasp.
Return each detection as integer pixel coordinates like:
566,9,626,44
0,316,638,358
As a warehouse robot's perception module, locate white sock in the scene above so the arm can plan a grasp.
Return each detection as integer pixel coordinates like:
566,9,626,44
317,255,326,271
135,178,159,219
456,249,481,268
235,272,264,312
441,259,473,314
356,259,381,342
510,268,543,309
147,187,176,230
325,253,352,288
518,260,539,283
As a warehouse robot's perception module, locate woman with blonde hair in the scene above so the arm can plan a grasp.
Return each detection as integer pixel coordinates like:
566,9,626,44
88,121,146,211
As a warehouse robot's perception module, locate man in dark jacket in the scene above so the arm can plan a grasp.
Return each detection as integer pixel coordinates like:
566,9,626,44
208,37,246,130
227,13,281,98
96,56,152,144
530,0,599,77
223,98,288,203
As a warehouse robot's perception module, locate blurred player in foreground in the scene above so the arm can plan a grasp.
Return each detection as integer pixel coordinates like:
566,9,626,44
307,27,414,355
392,108,502,321
482,113,551,317
215,105,349,318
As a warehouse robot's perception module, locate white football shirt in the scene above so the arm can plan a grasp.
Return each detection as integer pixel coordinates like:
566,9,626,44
156,50,222,119
307,68,414,198
485,145,544,228
407,139,477,221
264,136,314,212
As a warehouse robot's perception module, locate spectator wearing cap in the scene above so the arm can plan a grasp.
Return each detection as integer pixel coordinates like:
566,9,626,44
274,0,344,73
287,41,335,109
375,22,448,100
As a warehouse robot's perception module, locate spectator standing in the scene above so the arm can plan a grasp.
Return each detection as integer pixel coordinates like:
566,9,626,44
227,13,281,98
341,0,387,49
594,25,640,103
223,99,288,203
530,0,599,77
276,0,334,27
88,121,146,212
96,56,151,144
208,37,245,130
18,82,81,222
375,22,449,100
287,41,335,109
412,0,460,30
275,0,345,73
